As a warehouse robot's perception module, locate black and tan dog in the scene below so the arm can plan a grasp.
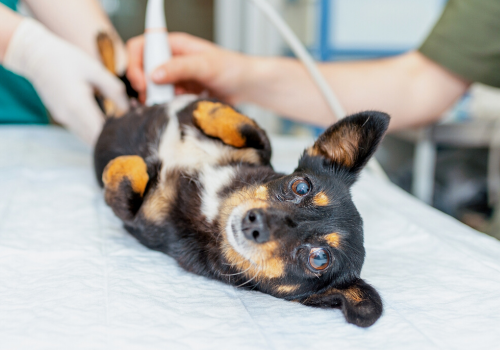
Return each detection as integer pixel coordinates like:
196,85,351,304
94,94,389,327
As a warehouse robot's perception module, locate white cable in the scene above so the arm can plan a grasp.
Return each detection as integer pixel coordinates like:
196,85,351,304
248,0,345,121
248,0,388,180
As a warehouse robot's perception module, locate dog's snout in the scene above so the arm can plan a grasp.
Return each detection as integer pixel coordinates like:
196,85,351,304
241,209,270,243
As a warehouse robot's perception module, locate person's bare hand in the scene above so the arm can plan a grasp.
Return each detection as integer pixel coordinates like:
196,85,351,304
126,32,251,104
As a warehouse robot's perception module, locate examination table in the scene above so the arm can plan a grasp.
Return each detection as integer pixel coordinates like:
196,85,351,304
1,126,499,349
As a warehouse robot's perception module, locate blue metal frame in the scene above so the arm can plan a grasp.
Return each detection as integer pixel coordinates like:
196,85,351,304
319,0,331,61
282,0,449,136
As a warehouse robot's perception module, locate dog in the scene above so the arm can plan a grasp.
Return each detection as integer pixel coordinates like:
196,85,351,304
94,93,389,327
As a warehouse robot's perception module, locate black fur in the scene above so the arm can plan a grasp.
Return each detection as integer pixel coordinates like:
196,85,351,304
94,99,389,327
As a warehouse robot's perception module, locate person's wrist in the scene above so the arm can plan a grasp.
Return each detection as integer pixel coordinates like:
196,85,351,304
3,18,55,80
0,6,22,62
237,56,286,104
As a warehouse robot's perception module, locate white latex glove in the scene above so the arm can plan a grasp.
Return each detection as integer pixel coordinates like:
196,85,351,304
22,0,128,75
3,18,129,145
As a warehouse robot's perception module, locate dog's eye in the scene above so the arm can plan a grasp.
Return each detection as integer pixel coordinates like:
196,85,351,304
308,248,330,271
292,179,310,196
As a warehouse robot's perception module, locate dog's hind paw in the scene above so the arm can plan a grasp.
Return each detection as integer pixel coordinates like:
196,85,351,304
102,155,149,222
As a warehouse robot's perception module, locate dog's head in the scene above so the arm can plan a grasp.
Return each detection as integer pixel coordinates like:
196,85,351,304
219,111,389,327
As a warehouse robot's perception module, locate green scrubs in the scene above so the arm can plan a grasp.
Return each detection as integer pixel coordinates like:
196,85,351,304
0,0,48,124
419,0,500,88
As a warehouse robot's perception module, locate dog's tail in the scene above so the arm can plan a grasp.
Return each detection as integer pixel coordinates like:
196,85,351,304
96,32,125,118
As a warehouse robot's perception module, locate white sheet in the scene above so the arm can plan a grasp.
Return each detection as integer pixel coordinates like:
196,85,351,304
1,126,499,349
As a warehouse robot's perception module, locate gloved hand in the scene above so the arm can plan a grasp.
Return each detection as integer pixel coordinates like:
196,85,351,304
3,18,128,145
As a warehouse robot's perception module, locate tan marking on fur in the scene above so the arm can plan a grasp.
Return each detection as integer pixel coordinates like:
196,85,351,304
342,287,364,303
306,147,320,157
259,240,279,257
326,287,364,303
305,286,364,305
103,156,149,196
221,231,284,280
254,186,268,201
313,192,329,206
97,32,115,74
96,32,124,117
193,101,257,148
219,186,284,281
220,189,270,217
140,173,178,225
308,125,361,167
276,285,300,294
220,148,261,166
222,240,285,280
325,232,341,248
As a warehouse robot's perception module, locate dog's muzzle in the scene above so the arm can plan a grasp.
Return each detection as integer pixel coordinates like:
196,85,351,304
241,208,270,244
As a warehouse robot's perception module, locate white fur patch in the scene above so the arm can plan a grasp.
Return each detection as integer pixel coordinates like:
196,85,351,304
169,94,199,116
225,205,259,263
226,206,247,257
200,165,236,222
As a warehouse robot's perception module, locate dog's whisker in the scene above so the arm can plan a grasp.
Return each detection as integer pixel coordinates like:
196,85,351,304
237,270,259,288
221,266,252,277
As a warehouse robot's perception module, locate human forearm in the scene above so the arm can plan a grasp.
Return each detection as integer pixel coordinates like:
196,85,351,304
322,51,469,130
23,0,126,73
127,33,468,131
0,4,22,61
241,51,470,130
238,56,336,126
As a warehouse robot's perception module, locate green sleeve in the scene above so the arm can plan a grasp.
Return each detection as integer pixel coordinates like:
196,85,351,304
1,0,17,10
0,0,48,124
419,0,500,88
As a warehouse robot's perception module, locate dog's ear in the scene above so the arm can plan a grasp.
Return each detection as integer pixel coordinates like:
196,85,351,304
300,279,383,328
191,100,271,164
102,155,149,223
298,111,389,184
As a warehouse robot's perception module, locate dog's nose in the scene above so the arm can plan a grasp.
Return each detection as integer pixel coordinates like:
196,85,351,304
241,209,270,243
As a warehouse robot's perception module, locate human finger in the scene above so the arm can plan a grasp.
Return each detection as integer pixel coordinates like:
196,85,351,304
168,32,216,55
87,60,129,111
151,54,213,86
54,89,105,146
126,35,147,92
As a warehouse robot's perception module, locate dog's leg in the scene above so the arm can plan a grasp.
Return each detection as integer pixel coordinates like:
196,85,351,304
96,32,125,117
102,155,149,222
192,101,269,151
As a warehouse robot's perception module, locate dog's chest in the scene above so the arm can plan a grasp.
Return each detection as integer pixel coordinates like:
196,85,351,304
153,96,239,224
156,96,242,178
